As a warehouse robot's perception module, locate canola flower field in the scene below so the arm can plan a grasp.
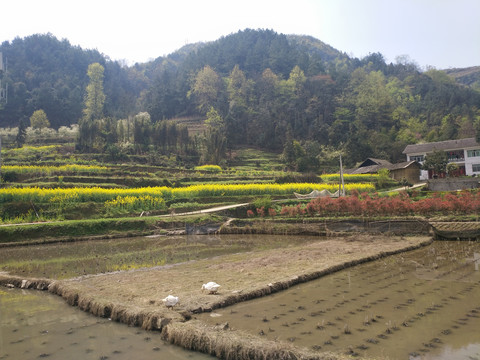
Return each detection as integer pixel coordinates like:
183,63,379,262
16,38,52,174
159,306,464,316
320,173,378,183
0,183,375,204
1,145,380,223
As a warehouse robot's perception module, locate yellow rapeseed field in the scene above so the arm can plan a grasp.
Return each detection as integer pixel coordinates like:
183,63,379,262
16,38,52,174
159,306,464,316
0,183,375,204
320,173,379,182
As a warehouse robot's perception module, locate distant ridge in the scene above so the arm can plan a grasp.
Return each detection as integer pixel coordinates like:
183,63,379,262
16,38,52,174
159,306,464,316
286,34,348,63
444,66,480,87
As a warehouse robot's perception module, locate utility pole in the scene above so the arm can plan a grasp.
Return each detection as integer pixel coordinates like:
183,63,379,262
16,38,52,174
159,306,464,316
339,155,345,197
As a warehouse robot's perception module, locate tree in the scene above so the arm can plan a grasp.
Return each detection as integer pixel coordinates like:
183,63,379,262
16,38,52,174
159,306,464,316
133,112,152,150
396,116,426,143
281,127,297,170
83,63,105,121
146,69,183,121
99,117,118,147
30,109,50,129
15,118,27,147
77,63,106,151
446,162,459,177
353,70,393,130
249,68,280,148
316,145,346,173
439,114,457,140
226,65,252,145
76,117,97,152
377,168,391,188
286,65,306,96
201,107,227,165
422,150,448,176
188,65,223,115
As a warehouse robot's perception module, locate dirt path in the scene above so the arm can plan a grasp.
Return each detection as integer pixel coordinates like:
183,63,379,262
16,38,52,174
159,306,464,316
0,203,250,229
382,182,427,193
159,202,250,217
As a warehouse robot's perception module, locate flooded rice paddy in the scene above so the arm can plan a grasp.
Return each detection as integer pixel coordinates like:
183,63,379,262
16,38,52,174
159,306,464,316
0,288,213,360
1,235,480,360
0,234,317,279
198,240,480,360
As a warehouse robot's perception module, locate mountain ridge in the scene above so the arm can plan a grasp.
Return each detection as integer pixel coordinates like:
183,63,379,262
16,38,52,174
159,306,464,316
1,29,479,166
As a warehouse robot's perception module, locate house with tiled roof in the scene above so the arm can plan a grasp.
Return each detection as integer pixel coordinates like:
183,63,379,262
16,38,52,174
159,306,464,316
346,158,421,184
402,137,480,180
346,158,392,175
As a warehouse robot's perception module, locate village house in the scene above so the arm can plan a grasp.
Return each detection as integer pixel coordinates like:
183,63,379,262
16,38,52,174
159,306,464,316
402,137,480,180
387,161,422,184
346,158,422,185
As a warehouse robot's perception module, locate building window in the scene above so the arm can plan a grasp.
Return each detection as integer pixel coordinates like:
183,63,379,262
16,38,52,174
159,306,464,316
472,164,480,172
410,155,424,162
467,149,480,158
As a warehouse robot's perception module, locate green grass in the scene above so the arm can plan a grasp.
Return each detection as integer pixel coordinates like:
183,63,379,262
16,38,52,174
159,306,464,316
0,214,227,244
229,148,284,171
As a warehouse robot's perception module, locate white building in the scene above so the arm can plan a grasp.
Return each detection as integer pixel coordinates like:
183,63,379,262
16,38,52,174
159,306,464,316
403,138,480,180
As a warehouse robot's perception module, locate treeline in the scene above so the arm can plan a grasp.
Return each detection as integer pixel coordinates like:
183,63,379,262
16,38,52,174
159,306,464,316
0,34,145,128
176,57,480,169
1,30,480,169
76,113,194,161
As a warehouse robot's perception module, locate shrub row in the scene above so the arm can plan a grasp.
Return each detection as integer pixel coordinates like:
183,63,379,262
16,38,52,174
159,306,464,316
278,191,480,217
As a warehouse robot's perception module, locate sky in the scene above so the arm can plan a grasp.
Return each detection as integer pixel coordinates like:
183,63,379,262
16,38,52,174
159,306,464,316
2,0,479,70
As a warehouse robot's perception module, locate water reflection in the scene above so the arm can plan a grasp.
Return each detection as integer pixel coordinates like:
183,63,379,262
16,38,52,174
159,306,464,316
0,289,213,360
198,241,480,360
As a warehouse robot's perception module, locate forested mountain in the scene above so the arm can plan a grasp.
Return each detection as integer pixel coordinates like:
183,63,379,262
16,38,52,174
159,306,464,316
0,34,144,128
1,29,479,168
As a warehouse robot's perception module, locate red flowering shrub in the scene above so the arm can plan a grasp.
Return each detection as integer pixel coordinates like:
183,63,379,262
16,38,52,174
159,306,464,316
298,190,480,217
280,204,305,217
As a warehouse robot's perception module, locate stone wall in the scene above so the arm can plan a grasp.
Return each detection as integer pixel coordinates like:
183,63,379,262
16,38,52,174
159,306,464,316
427,178,480,191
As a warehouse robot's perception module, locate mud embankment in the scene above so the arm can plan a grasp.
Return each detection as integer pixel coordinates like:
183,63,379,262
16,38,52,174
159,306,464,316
220,218,480,240
219,218,432,236
430,221,480,240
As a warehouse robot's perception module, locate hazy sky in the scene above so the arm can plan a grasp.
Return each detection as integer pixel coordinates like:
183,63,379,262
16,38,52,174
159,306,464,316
2,0,479,69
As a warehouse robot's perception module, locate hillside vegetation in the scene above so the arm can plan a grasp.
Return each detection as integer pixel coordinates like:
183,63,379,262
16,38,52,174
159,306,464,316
1,29,480,169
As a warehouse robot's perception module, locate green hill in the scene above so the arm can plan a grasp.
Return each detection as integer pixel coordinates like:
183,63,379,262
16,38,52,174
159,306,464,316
1,29,479,167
